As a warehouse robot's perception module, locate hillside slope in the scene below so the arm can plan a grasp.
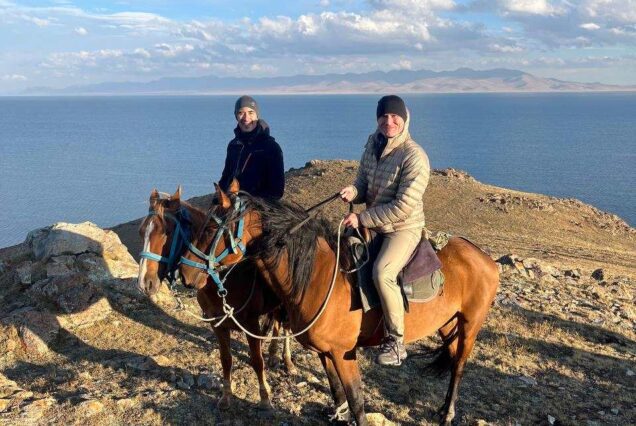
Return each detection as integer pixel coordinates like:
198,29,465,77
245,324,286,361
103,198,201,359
1,160,634,425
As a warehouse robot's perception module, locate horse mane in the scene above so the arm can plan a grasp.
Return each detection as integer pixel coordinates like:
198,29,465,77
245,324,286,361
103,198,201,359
142,195,208,235
236,193,353,303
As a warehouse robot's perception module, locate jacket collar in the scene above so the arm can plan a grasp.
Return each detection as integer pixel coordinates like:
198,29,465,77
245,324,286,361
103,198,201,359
233,119,270,143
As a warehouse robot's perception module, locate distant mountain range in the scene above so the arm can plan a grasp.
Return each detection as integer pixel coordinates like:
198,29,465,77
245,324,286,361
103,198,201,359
20,68,636,95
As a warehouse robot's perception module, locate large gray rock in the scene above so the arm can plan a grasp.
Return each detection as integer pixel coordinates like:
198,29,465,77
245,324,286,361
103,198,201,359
26,222,138,279
29,273,112,327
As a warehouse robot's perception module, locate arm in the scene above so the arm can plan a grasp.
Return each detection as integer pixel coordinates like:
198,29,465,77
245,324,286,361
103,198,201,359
358,147,430,228
218,147,233,192
351,145,372,204
262,141,285,200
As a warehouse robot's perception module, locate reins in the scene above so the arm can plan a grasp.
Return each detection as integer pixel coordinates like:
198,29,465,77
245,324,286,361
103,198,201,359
220,217,347,340
143,192,365,336
289,192,340,234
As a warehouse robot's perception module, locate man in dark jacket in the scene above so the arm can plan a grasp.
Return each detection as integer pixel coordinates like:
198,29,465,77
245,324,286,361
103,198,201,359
218,96,284,199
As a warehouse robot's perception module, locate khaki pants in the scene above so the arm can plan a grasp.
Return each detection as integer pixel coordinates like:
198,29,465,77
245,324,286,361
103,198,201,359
372,228,421,340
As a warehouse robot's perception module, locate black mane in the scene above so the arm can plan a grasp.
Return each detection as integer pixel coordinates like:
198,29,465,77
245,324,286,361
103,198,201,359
236,193,344,303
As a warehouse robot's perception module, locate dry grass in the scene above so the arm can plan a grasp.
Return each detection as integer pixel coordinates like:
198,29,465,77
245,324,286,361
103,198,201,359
2,161,635,425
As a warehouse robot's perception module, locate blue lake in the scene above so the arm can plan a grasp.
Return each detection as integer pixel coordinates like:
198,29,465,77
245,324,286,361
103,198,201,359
1,93,634,248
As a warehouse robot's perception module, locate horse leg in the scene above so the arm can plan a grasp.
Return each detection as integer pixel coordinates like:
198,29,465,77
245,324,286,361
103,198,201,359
318,353,349,421
439,320,480,425
330,350,368,426
246,334,273,411
282,329,297,374
267,319,281,368
214,326,234,410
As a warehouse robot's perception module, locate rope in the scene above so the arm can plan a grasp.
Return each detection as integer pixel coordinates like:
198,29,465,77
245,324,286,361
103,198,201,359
170,263,256,324
220,218,346,340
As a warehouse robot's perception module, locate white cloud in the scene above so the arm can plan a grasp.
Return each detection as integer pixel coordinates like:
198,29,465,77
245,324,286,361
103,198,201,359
0,0,634,90
580,22,600,30
1,74,27,81
490,43,523,52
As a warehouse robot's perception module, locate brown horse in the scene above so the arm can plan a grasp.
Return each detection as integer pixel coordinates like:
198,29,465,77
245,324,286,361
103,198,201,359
179,183,500,425
137,187,295,411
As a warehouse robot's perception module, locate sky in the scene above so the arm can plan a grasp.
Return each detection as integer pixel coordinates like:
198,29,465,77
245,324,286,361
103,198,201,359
1,0,635,93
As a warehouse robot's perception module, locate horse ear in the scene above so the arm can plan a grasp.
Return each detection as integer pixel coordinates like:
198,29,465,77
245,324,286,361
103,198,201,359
228,178,240,194
150,188,159,202
214,183,231,210
172,185,182,202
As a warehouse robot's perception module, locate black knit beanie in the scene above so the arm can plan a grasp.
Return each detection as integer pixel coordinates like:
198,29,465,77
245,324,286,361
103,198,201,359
234,95,260,117
376,95,407,122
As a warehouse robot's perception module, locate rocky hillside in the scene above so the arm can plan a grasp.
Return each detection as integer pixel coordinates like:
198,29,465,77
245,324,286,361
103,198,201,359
0,160,634,425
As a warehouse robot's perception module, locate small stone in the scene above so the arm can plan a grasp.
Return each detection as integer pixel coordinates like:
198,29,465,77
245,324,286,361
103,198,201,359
626,369,634,377
196,373,220,390
125,356,153,371
548,415,556,425
296,381,307,388
16,261,33,285
473,420,489,426
116,398,137,409
19,397,53,420
591,269,605,281
564,269,581,279
366,412,397,425
0,398,11,412
307,375,321,384
610,408,619,415
176,372,194,390
517,375,537,386
80,400,104,415
151,354,171,367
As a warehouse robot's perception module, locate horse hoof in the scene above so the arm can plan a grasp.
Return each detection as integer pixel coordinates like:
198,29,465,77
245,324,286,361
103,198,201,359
217,396,231,410
285,364,298,375
258,400,274,413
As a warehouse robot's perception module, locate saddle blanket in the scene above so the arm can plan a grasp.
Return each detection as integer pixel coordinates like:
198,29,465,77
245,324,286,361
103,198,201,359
349,229,446,313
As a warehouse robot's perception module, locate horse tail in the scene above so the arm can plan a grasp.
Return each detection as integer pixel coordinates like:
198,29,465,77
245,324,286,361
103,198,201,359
411,321,460,377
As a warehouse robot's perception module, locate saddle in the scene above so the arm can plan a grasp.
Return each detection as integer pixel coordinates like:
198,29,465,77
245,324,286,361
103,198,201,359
348,228,447,313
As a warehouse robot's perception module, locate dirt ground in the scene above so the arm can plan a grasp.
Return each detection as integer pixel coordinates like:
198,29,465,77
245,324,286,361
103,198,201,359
1,160,634,425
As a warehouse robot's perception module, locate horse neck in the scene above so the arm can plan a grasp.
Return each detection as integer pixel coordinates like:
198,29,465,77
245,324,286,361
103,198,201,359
256,236,346,322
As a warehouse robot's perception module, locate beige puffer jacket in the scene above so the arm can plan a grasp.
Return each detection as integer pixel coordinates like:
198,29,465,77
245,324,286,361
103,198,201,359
351,112,430,233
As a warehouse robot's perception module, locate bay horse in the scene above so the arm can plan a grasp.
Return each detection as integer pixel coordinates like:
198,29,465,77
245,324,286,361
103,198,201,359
179,183,500,425
136,186,295,411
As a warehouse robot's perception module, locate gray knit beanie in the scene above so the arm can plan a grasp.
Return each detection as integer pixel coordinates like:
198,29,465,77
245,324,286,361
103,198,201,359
234,95,260,117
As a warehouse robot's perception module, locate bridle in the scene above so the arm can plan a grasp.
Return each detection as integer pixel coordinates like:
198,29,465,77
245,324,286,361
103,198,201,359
179,196,248,296
139,208,192,284
177,192,366,340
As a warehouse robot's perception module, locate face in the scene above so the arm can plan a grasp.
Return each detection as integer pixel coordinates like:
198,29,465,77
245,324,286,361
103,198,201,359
138,214,172,295
236,107,258,132
377,113,405,138
137,187,181,296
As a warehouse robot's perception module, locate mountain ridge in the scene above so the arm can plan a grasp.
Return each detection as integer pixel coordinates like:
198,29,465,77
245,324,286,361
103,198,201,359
18,67,636,95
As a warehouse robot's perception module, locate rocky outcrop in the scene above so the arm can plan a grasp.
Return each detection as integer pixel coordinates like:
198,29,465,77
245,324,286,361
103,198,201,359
0,221,158,360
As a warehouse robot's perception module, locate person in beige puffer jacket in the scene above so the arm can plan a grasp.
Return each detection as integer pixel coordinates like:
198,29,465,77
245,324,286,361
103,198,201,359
340,95,430,366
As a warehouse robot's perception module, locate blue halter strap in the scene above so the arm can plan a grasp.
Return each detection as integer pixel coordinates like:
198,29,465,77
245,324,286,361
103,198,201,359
179,196,246,294
139,209,192,280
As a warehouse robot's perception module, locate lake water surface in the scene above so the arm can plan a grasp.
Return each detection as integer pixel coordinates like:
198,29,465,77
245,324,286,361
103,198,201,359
1,93,634,248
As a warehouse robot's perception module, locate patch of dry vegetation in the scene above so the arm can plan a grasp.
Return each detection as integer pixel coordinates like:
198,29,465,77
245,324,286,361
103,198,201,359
1,160,634,425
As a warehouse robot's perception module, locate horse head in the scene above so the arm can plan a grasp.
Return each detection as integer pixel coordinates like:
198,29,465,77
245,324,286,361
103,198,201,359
179,179,259,291
137,185,190,295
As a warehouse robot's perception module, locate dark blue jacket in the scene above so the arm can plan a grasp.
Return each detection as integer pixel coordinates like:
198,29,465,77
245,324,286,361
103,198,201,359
219,119,284,199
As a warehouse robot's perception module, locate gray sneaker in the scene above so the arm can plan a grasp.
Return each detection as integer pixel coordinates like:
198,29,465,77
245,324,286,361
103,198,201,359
376,336,407,366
